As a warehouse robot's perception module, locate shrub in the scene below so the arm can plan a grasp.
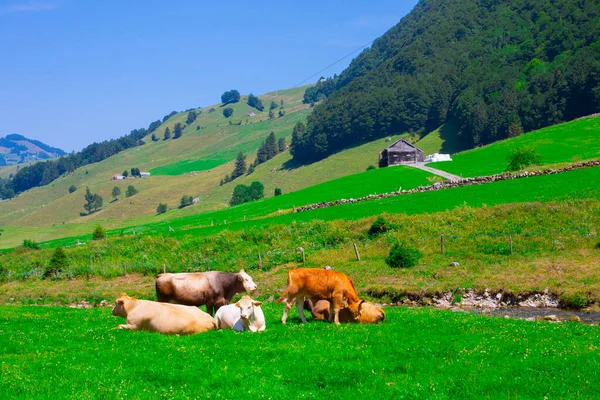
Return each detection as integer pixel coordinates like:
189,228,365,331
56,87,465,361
368,216,390,236
156,203,168,214
385,242,422,268
126,185,138,198
92,225,106,240
46,246,68,278
22,239,41,250
68,185,77,193
506,147,542,171
559,292,589,309
366,165,376,171
223,107,233,118
180,195,193,208
208,108,216,113
274,188,282,196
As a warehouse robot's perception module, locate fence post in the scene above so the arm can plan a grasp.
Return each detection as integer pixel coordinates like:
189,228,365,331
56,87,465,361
440,235,445,254
258,253,263,269
301,249,305,263
163,264,166,274
7,270,11,282
509,234,513,255
123,263,127,276
353,243,361,261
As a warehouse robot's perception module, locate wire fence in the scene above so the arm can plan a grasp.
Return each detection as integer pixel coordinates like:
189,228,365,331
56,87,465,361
1,224,596,283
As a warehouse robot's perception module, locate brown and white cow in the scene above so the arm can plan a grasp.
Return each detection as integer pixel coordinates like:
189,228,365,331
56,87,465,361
304,299,385,324
277,268,364,325
155,270,257,315
111,293,216,334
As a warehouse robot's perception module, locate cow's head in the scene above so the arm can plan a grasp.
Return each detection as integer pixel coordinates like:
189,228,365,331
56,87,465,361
112,293,135,317
356,301,385,324
235,295,262,319
238,269,257,292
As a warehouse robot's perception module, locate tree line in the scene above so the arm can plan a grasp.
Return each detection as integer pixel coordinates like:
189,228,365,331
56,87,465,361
293,0,600,162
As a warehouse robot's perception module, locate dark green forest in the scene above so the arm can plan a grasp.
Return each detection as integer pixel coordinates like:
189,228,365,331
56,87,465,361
293,0,600,162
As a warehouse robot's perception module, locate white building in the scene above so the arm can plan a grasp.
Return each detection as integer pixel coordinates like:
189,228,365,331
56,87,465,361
140,172,151,177
111,174,125,181
425,153,452,163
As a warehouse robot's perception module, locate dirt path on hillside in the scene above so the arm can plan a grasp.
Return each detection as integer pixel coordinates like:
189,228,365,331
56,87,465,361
408,163,462,181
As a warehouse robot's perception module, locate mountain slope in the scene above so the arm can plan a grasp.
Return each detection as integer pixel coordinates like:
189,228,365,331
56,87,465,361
293,0,600,162
0,134,65,165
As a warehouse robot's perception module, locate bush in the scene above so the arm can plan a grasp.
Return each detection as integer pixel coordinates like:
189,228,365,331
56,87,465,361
68,185,77,193
230,181,264,206
559,292,589,309
506,147,542,171
274,188,282,196
385,242,422,268
92,225,106,240
368,216,391,236
126,185,138,198
223,107,233,118
180,195,193,208
46,246,68,278
366,165,376,171
208,108,216,113
156,203,168,214
22,239,41,250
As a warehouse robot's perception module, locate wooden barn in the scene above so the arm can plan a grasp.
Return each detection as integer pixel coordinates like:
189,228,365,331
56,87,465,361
379,139,424,167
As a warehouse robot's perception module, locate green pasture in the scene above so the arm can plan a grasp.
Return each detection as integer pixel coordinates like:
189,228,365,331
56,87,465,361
427,115,600,177
0,305,598,399
415,123,463,155
149,158,225,176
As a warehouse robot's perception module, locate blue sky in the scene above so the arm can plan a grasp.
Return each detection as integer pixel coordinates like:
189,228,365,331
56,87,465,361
1,0,418,152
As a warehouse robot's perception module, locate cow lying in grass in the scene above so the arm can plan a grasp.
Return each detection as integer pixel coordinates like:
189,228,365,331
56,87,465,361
214,295,266,332
304,299,385,324
112,293,216,334
277,268,364,325
155,269,258,315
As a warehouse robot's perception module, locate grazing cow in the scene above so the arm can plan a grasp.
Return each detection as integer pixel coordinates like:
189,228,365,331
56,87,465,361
214,295,266,332
155,269,257,315
111,293,216,334
304,299,385,324
277,268,364,325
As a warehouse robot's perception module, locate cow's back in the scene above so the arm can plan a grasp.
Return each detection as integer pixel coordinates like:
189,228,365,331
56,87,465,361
155,272,214,306
288,268,356,299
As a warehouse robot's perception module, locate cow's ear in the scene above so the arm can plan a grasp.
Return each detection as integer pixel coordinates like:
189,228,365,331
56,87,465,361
235,302,240,307
252,301,262,307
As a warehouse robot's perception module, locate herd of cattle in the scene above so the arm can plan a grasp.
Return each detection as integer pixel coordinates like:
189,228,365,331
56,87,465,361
112,268,385,334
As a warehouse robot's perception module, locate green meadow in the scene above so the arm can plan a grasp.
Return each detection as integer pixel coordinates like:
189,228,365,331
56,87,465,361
427,115,600,177
0,305,598,399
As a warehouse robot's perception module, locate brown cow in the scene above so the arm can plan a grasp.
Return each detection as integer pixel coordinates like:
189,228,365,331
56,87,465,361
277,268,363,325
111,293,216,334
304,299,385,324
155,270,257,315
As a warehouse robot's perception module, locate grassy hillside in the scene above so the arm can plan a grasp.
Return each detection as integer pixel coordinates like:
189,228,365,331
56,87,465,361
427,115,600,177
415,123,462,155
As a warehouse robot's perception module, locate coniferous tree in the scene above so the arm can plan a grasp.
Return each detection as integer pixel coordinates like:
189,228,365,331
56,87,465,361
92,225,106,240
290,122,305,156
151,133,158,142
122,170,128,178
231,152,247,180
265,132,277,158
186,111,197,125
163,127,171,140
278,137,286,153
173,123,183,139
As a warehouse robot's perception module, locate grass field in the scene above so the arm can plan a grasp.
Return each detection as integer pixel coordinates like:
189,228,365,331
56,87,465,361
148,158,225,176
0,305,598,399
415,123,463,155
427,115,600,177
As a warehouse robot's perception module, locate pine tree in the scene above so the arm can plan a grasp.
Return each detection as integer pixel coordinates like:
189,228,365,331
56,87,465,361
265,132,277,158
173,123,183,139
278,137,286,153
163,127,171,140
256,141,268,165
231,152,247,180
247,163,255,175
151,133,158,142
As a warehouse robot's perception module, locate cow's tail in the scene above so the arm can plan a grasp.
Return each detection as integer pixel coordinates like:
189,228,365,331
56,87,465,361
276,270,292,305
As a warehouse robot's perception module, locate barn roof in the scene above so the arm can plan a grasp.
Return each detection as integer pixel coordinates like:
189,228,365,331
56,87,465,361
383,139,423,153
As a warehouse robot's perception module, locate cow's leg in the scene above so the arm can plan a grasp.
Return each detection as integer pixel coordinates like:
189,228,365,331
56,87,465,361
118,324,137,331
332,296,343,325
213,298,228,314
296,298,308,323
281,298,295,324
206,302,214,316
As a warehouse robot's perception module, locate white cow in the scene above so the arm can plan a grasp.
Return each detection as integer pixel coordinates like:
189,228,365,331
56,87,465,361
214,295,266,332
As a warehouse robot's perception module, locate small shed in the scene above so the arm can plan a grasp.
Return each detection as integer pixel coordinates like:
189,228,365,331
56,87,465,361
425,153,452,163
379,139,424,167
140,172,151,177
111,174,125,181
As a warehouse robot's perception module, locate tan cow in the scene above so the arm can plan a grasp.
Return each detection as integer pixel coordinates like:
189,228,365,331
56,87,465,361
112,293,216,334
305,299,385,324
277,268,364,325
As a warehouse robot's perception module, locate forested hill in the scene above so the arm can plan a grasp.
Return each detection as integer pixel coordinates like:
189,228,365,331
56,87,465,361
293,0,600,162
0,134,66,165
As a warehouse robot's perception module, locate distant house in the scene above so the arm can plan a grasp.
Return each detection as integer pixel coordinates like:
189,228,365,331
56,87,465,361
246,112,256,117
379,139,424,167
425,153,452,163
111,174,125,181
140,172,151,177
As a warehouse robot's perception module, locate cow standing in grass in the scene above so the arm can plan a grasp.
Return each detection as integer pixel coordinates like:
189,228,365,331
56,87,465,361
111,293,216,334
155,269,257,315
277,268,364,325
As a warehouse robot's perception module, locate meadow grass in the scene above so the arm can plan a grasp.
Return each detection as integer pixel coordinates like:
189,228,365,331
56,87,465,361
149,158,225,176
427,115,600,177
415,123,462,155
0,304,598,399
